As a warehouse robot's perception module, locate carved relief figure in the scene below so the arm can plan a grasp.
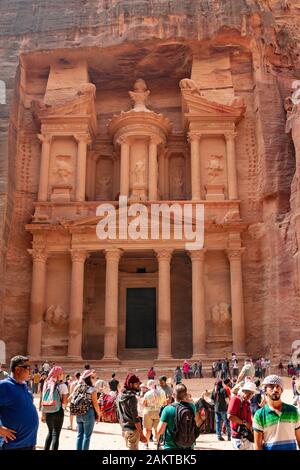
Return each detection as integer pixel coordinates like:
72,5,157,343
96,174,112,199
133,160,146,185
44,305,68,327
53,155,73,185
179,78,202,96
206,155,224,182
210,302,231,336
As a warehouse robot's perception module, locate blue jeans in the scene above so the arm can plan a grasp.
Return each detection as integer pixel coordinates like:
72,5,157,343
76,407,95,450
215,411,231,437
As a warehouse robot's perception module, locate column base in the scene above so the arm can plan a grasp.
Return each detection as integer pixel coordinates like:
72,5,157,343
190,354,207,361
67,356,83,361
101,356,121,366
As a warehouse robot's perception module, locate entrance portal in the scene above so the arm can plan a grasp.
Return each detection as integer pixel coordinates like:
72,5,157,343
125,287,157,348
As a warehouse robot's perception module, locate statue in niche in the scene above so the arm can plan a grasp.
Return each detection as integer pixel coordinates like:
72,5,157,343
53,155,73,185
133,160,146,185
44,305,68,327
211,302,231,336
96,174,112,199
206,155,224,182
171,163,185,198
128,79,150,112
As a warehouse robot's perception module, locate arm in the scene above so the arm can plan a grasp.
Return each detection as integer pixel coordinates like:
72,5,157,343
296,427,300,449
61,393,69,407
134,420,147,443
156,421,167,439
91,391,101,422
228,414,252,430
254,430,264,450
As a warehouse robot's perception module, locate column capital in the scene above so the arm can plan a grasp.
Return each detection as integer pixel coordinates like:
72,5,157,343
188,132,201,143
155,248,173,262
116,135,130,146
224,132,237,142
70,249,89,263
226,248,245,261
188,248,207,261
28,249,48,263
37,133,52,144
149,135,161,146
74,133,91,144
105,248,122,262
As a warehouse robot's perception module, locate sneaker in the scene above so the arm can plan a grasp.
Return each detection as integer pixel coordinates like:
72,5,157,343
217,436,225,441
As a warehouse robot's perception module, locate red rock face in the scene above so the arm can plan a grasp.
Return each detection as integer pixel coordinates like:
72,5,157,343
0,0,300,364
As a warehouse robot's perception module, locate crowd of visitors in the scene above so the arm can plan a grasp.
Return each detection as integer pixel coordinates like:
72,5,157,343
0,355,299,451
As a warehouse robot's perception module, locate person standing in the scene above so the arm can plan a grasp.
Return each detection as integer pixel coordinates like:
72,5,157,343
0,355,39,450
227,381,256,450
174,366,182,385
158,376,173,404
156,383,201,449
211,380,231,441
183,360,190,380
70,370,101,450
68,372,81,430
253,375,300,450
108,373,120,396
41,365,69,450
147,367,156,380
142,380,166,449
116,373,147,450
0,363,8,382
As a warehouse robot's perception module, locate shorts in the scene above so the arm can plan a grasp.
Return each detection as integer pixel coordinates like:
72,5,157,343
143,410,160,430
123,429,140,450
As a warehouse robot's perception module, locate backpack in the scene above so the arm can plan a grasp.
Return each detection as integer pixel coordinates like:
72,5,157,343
98,392,118,423
172,403,200,448
69,384,92,416
41,384,61,413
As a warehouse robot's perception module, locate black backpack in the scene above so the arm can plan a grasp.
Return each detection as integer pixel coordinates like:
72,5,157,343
172,402,200,449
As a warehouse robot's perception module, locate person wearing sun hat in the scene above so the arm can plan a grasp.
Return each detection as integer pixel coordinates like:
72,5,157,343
253,374,300,450
227,380,256,450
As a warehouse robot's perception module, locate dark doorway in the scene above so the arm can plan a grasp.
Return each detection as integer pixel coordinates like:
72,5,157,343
126,287,157,348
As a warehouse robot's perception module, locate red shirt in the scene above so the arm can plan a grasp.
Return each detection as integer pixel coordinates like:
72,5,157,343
227,395,252,437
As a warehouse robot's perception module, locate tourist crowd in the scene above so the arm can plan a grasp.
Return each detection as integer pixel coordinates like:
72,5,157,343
0,356,299,451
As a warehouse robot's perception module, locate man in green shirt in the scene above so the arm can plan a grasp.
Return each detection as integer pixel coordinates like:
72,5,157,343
156,383,201,449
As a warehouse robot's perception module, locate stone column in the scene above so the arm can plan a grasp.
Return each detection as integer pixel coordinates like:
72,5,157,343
75,135,89,201
188,132,201,201
227,249,246,354
225,133,238,200
188,249,207,359
68,250,88,358
148,137,159,200
164,155,169,199
103,248,121,362
155,249,173,360
158,148,165,199
37,134,52,201
119,137,130,198
27,249,48,357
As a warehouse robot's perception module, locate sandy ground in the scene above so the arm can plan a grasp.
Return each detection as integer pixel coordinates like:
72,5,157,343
35,376,295,451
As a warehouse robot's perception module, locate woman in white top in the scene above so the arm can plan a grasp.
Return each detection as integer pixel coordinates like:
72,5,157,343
142,380,166,449
41,365,69,450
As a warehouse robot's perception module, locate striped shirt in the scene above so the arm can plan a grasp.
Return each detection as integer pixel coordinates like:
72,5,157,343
253,402,300,450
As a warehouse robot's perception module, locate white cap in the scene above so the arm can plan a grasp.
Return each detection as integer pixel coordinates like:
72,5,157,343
241,381,257,393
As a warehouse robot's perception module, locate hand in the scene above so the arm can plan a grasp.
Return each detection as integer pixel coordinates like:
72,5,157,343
96,414,101,423
41,414,46,423
140,433,148,444
0,426,17,443
244,421,252,431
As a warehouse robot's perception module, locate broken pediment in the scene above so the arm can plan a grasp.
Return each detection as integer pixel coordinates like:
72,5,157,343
179,78,245,130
